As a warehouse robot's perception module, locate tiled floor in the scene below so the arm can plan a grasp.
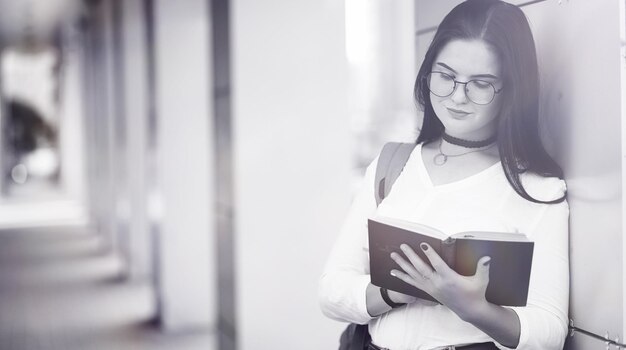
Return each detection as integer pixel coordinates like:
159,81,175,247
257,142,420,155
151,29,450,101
0,225,216,350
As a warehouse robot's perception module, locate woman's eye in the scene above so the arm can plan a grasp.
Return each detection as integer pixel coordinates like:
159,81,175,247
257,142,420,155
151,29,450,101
471,80,492,89
439,73,454,81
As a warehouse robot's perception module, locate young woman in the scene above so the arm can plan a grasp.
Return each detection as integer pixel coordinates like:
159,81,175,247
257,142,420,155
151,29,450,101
319,1,569,349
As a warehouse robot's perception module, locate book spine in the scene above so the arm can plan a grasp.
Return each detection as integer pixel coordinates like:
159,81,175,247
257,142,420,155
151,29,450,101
442,237,456,270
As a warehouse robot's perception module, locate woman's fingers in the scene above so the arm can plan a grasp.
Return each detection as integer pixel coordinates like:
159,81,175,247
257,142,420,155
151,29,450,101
474,256,491,284
399,244,435,277
415,243,449,275
390,269,420,289
390,252,422,281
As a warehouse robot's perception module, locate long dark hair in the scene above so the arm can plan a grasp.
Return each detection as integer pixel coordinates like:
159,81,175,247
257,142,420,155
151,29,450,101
414,0,565,204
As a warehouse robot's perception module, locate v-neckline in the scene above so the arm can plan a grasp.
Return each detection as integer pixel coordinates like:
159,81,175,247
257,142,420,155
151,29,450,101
414,143,502,190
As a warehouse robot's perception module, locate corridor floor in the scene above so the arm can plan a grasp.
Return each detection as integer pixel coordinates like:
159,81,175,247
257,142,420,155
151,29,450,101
0,225,216,350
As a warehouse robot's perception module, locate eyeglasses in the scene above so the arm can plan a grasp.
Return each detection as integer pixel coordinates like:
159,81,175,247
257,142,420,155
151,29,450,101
425,71,503,105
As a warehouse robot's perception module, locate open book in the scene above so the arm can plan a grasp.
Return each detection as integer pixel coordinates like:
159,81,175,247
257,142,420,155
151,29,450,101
368,216,534,306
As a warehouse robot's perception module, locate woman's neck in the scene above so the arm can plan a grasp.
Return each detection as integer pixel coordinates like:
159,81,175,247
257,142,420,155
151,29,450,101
439,137,500,158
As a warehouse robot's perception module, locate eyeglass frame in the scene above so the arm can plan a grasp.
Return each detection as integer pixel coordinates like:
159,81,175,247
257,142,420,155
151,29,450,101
424,71,504,105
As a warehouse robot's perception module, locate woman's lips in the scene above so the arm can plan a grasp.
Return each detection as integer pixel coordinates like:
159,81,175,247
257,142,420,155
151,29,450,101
446,107,471,118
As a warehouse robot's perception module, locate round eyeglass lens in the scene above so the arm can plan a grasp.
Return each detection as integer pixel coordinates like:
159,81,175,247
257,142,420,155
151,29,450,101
466,80,496,104
426,72,455,97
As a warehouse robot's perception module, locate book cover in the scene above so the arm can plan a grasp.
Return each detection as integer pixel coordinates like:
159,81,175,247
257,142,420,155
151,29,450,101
368,217,534,306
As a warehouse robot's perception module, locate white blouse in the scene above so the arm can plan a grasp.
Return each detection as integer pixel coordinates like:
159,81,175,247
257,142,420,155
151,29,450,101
319,143,569,350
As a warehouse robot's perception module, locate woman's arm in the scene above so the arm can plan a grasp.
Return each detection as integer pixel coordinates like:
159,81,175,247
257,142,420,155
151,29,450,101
508,198,570,350
461,298,521,348
318,159,380,324
319,156,419,322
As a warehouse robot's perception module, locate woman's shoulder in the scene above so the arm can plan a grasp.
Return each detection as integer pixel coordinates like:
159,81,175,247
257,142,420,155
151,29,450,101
519,172,567,203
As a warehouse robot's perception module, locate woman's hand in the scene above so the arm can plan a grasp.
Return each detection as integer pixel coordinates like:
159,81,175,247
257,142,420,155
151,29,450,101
390,243,491,321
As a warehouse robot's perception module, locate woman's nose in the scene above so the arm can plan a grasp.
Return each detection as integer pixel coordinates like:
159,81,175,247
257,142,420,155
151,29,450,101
450,83,469,104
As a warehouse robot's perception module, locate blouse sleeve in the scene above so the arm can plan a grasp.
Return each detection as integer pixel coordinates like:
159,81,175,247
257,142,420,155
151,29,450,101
318,158,378,325
499,185,570,350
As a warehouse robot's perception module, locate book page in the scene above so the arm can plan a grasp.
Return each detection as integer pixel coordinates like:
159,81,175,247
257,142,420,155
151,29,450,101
370,215,447,240
452,231,530,242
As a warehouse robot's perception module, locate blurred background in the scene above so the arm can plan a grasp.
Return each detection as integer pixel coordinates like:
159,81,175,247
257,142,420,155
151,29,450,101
0,0,623,349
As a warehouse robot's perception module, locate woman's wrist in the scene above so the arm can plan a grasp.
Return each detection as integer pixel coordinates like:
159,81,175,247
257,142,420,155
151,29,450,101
365,284,416,317
366,283,393,317
448,298,521,349
380,288,406,308
386,289,416,304
454,298,491,323
460,302,521,348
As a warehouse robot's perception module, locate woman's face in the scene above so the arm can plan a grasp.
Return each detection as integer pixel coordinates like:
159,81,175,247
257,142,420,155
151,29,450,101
429,39,503,141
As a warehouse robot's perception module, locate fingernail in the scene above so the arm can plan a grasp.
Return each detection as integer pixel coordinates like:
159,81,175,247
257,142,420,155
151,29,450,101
420,243,428,251
483,258,491,267
390,270,397,277
400,244,408,250
390,252,396,259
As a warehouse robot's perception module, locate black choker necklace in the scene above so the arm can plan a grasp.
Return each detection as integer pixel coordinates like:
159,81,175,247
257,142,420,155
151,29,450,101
442,133,496,148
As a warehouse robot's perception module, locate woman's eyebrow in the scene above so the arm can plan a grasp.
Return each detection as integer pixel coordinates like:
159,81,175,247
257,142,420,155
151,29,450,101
435,62,458,73
472,73,499,80
435,62,499,80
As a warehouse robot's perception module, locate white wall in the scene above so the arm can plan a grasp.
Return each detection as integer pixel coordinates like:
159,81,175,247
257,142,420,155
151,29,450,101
153,0,217,333
120,0,152,281
622,0,626,342
59,24,87,204
347,0,418,169
83,0,118,253
232,0,352,348
525,1,624,348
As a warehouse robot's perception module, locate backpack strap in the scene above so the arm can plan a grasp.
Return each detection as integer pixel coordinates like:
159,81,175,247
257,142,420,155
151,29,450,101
374,142,417,206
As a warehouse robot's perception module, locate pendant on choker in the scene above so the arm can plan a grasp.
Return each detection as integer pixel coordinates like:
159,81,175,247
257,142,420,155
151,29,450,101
433,153,448,166
432,138,496,166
